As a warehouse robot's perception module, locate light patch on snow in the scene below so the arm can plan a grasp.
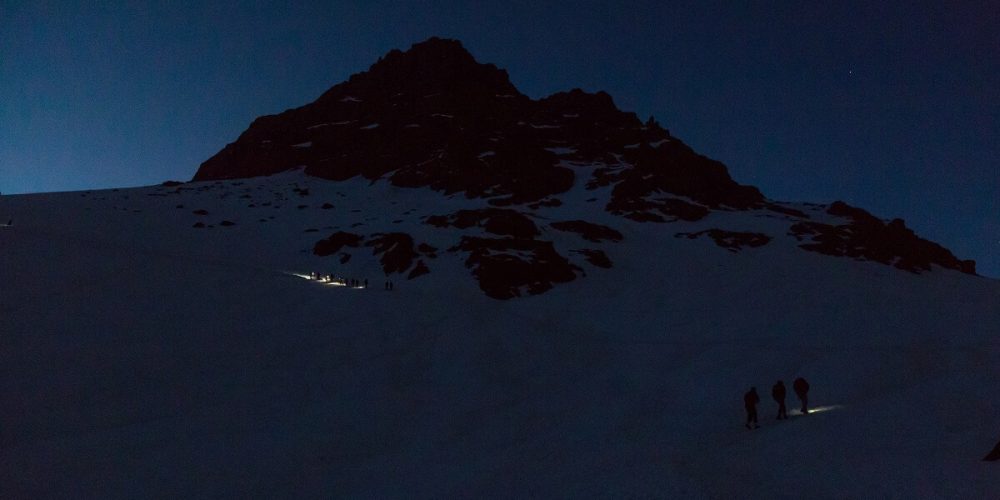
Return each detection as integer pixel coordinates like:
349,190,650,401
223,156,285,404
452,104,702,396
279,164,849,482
330,120,354,126
651,139,670,147
545,147,577,155
800,405,844,415
306,123,329,130
339,96,361,102
431,113,454,119
291,142,312,149
477,151,496,158
624,143,641,149
530,124,561,129
360,123,379,130
563,113,579,118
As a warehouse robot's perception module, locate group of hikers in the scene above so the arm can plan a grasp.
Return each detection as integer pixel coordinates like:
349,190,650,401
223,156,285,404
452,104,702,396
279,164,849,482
310,272,368,288
309,272,395,291
744,377,810,429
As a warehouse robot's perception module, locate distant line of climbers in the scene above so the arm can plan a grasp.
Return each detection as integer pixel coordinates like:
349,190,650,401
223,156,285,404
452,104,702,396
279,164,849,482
744,377,809,429
308,272,395,291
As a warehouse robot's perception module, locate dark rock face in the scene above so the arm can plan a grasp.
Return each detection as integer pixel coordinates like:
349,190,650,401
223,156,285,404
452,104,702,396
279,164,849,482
550,220,623,242
366,233,418,275
193,37,762,212
314,231,432,278
984,440,1000,461
574,249,613,268
408,260,430,280
425,208,538,238
450,236,579,299
313,231,364,256
765,202,809,219
591,136,764,221
676,229,771,252
790,201,976,275
417,243,438,256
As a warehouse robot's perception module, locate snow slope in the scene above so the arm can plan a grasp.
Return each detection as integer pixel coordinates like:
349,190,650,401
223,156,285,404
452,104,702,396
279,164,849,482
1,171,998,498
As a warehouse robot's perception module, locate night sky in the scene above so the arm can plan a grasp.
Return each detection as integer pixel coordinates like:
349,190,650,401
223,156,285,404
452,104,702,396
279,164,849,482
2,1,997,276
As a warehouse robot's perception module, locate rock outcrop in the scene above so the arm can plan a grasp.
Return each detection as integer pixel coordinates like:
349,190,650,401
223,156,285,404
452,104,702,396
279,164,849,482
790,201,976,275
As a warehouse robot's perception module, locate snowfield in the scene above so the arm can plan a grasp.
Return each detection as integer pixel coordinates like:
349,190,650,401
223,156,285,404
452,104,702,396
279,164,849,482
1,170,997,498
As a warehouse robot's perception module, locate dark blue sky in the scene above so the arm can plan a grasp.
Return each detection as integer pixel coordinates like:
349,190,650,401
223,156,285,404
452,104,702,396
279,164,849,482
2,1,997,276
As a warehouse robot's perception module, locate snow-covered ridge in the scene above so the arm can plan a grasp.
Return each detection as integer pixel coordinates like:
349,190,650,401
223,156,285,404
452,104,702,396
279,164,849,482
1,170,996,497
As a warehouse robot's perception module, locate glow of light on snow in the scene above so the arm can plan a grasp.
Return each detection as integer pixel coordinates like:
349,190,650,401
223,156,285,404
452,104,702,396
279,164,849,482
339,96,361,102
360,123,379,130
291,142,312,148
801,405,843,414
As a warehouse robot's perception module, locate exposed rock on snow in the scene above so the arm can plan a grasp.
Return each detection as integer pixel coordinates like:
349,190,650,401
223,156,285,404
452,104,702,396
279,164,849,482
425,208,539,238
676,229,771,252
313,231,364,256
573,248,613,268
985,440,1000,461
550,220,623,242
407,259,430,279
450,236,579,299
366,232,420,275
789,201,976,275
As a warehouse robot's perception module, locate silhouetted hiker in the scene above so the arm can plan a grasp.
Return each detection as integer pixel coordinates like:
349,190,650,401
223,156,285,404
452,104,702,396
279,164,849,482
744,387,760,429
389,281,394,291
772,380,788,420
364,278,368,288
793,377,810,414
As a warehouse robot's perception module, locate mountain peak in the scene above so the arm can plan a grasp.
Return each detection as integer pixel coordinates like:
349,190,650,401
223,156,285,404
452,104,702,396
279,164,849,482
191,38,975,279
328,36,519,100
